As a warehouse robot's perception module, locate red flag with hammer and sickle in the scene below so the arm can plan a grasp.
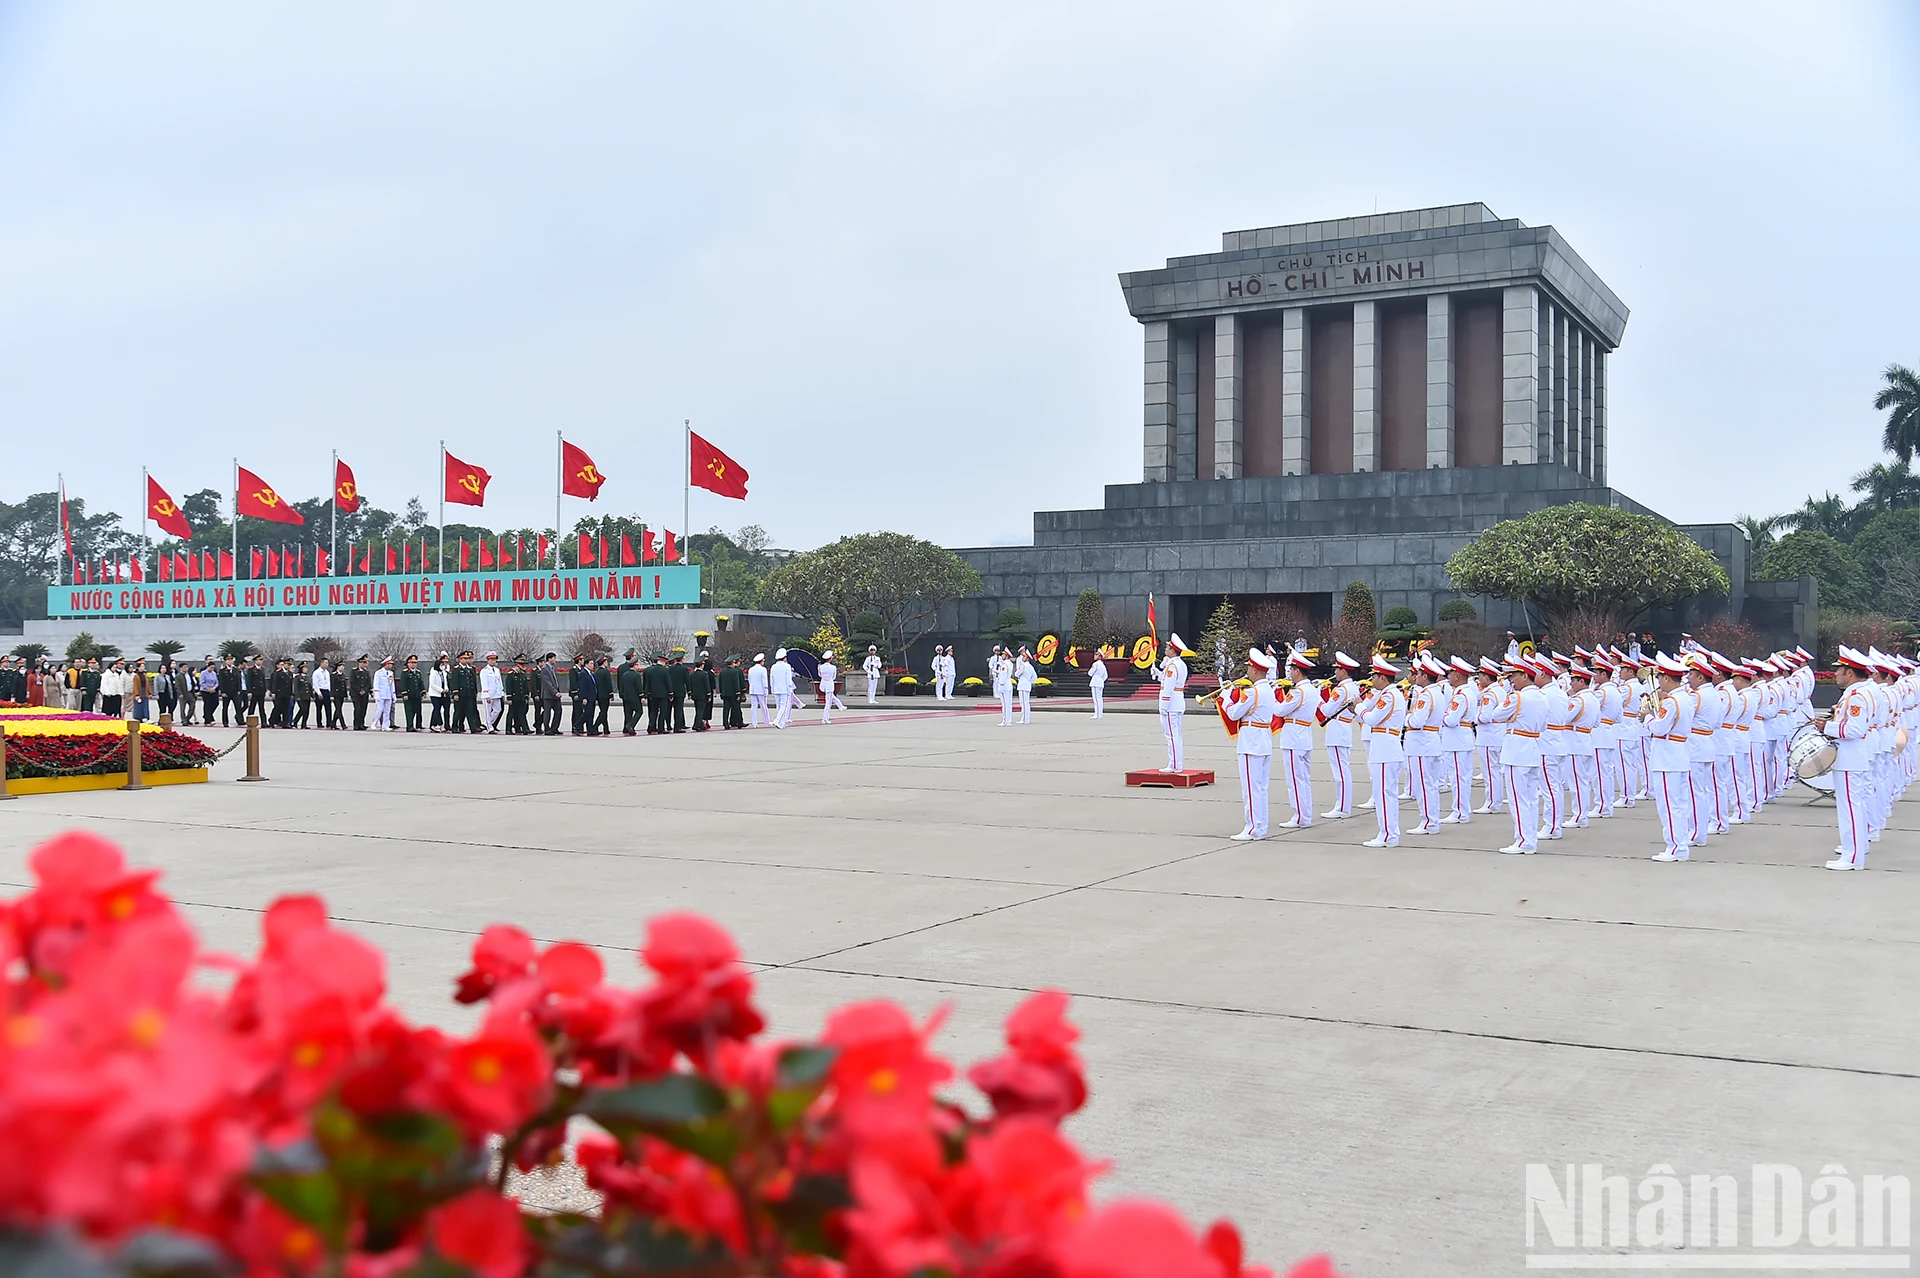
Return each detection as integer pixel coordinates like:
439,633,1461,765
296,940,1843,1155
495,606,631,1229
237,467,306,525
444,452,491,508
147,475,192,538
335,459,362,513
689,431,748,499
561,440,606,501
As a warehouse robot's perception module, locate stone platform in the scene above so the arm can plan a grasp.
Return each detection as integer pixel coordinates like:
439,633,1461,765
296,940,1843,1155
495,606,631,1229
0,708,1910,1274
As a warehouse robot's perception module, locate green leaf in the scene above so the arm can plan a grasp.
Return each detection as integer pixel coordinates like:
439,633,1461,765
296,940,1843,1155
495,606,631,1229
774,1045,837,1091
581,1075,728,1127
764,1173,853,1254
252,1141,345,1234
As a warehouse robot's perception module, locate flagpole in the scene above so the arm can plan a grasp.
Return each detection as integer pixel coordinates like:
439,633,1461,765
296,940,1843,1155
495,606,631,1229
330,449,337,578
231,458,239,582
682,420,690,565
438,440,446,574
57,472,66,584
554,430,563,572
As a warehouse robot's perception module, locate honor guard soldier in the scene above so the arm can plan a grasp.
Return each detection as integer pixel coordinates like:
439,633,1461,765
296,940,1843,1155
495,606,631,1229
1359,655,1407,848
1155,634,1190,771
770,649,797,728
719,655,747,728
863,645,883,704
1219,647,1280,840
818,650,846,723
400,655,426,731
1318,652,1363,819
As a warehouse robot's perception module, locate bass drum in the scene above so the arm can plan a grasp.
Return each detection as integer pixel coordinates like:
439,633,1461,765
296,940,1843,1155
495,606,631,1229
1787,724,1836,792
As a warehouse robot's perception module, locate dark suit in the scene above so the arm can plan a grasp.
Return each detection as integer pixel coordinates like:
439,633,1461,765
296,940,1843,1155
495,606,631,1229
719,664,746,728
668,660,689,732
571,665,599,735
688,663,714,731
643,661,671,734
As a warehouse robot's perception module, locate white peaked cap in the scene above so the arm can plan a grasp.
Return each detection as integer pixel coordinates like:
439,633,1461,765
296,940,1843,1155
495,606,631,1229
1167,633,1185,652
1247,647,1277,672
822,650,833,659
753,653,765,662
775,648,787,659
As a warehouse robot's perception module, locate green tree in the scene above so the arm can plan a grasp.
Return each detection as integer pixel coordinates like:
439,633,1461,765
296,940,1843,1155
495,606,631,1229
1340,580,1377,633
1070,588,1108,649
1196,600,1251,680
1874,363,1920,463
145,639,185,660
762,531,982,660
984,606,1031,645
66,632,119,661
1735,513,1786,560
0,491,141,627
1849,459,1920,519
1445,503,1730,631
847,609,886,659
1780,492,1858,540
11,642,49,662
1757,529,1872,612
1437,599,1478,622
218,638,259,660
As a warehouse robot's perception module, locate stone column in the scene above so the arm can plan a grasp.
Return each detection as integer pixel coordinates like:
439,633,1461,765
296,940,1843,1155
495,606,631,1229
1551,308,1569,466
1499,286,1538,465
1143,319,1174,482
1281,307,1310,475
1592,346,1609,485
1352,300,1379,472
1174,327,1198,481
1213,314,1243,479
1566,321,1584,477
1579,335,1596,479
1425,294,1454,469
1536,298,1556,463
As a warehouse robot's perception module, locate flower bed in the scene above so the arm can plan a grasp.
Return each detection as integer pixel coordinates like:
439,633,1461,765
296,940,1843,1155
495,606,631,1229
1,708,219,779
0,831,1338,1278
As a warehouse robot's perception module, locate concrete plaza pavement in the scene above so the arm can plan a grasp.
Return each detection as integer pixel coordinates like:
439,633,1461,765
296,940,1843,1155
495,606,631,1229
2,705,1914,1274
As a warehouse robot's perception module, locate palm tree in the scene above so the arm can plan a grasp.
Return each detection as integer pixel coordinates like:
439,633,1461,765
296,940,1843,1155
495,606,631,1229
1875,363,1920,463
1735,513,1786,558
1849,459,1920,516
1779,492,1854,539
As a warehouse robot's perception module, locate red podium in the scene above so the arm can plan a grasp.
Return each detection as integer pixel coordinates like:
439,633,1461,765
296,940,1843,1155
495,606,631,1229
1125,768,1215,788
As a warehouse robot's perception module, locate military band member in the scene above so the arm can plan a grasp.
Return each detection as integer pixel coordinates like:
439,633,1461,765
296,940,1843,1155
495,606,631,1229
1155,634,1189,771
1317,652,1361,818
1472,659,1508,814
1440,656,1478,823
1645,654,1696,862
1359,655,1407,848
1563,663,1599,827
401,655,426,731
1273,651,1318,828
1402,654,1444,835
1221,647,1280,841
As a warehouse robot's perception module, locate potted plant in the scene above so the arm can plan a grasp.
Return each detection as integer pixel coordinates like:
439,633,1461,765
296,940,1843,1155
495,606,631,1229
961,676,986,697
892,674,918,697
1032,676,1052,698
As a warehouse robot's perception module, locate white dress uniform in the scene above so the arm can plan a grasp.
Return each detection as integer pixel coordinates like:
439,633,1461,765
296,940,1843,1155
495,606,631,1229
1439,663,1477,823
480,659,505,733
1564,677,1600,827
1825,650,1877,869
1686,669,1726,841
1473,665,1509,813
1726,673,1758,820
1319,657,1362,818
1537,674,1573,841
771,651,796,728
863,650,882,704
748,656,770,726
1087,655,1108,717
1015,653,1036,723
1155,639,1189,770
1273,653,1318,828
1223,650,1280,840
1645,659,1696,861
1497,662,1548,853
1590,666,1622,815
1403,670,1443,835
990,649,1014,725
1359,660,1406,848
372,662,396,731
818,655,845,723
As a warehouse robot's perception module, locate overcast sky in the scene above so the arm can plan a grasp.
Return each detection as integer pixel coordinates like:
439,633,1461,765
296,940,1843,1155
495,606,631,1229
2,2,1915,550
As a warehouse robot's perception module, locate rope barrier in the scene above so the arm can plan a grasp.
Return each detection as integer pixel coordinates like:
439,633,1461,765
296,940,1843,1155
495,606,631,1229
0,726,244,780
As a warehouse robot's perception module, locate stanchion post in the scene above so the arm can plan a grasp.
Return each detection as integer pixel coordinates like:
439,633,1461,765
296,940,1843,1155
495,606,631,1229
120,720,150,792
0,726,14,801
159,711,173,730
239,713,267,782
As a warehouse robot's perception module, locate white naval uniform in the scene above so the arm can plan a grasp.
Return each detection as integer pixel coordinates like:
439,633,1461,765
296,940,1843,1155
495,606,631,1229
1223,679,1278,838
1565,686,1599,827
1319,677,1360,817
372,666,396,731
1403,684,1443,834
1474,679,1509,813
1828,679,1876,866
818,661,845,722
1015,656,1035,723
480,664,505,733
747,662,770,726
1591,677,1621,815
1359,685,1406,846
863,653,882,703
1087,658,1108,717
771,658,796,728
1156,654,1188,770
1646,689,1695,860
1439,679,1475,823
992,654,1014,725
1272,679,1316,827
1538,681,1572,840
1687,682,1726,841
1498,684,1548,853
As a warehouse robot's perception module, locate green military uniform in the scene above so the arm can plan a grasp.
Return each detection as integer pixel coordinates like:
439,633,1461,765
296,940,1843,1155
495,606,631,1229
449,653,480,733
618,652,644,736
505,658,531,734
643,655,672,735
668,655,689,732
80,663,101,713
349,658,373,730
400,657,427,731
719,658,746,729
687,658,714,732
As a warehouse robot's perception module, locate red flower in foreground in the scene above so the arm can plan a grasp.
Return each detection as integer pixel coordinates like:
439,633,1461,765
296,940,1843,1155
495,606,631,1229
429,1189,529,1278
636,912,766,1066
967,989,1088,1126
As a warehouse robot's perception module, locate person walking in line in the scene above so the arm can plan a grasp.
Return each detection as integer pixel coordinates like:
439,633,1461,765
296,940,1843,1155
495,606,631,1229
747,653,770,727
771,648,797,728
372,657,397,731
819,650,848,723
